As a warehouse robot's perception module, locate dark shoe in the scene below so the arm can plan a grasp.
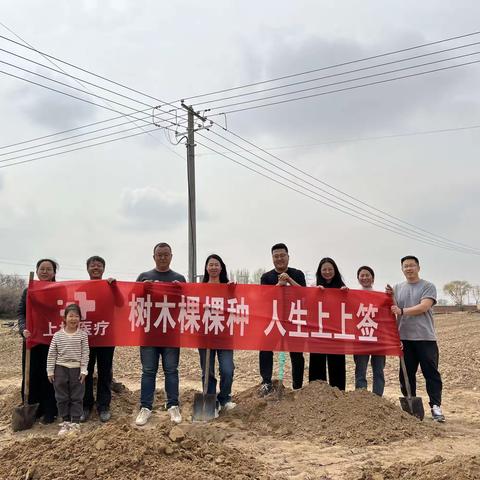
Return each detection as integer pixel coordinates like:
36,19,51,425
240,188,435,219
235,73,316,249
80,408,91,423
40,414,55,424
258,383,274,398
99,410,111,422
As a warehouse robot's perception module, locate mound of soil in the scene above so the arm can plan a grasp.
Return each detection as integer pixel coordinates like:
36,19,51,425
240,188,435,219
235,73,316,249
229,381,440,447
353,455,480,480
0,386,21,425
0,420,268,480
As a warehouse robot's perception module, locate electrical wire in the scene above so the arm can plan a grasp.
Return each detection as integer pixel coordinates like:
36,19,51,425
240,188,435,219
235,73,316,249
205,127,480,253
208,58,480,115
0,126,160,169
195,135,479,255
192,40,480,106
182,30,480,101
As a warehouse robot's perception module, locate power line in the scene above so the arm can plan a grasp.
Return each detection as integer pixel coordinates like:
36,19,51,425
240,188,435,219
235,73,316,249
0,32,181,113
0,112,152,158
0,25,186,160
192,40,480,106
209,58,480,115
0,125,160,169
0,122,156,165
205,52,480,112
199,127,480,255
197,122,480,156
207,123,480,253
182,30,480,101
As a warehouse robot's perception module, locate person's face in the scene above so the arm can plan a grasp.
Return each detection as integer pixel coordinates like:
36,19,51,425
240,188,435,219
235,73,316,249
358,269,374,288
320,262,335,282
153,246,172,271
206,258,222,279
36,261,55,281
65,310,80,330
401,259,420,281
87,260,104,280
272,249,289,271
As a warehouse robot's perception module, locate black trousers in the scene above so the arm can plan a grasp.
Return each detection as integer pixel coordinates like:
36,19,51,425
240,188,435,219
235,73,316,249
259,350,304,389
22,342,57,418
83,346,115,412
309,353,346,390
399,340,442,407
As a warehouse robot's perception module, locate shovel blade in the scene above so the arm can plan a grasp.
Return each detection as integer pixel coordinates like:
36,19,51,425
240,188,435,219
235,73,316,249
11,403,39,432
399,396,425,420
192,393,217,422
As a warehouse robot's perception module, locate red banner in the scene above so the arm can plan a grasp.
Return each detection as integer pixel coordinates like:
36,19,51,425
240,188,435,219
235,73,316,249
27,280,401,355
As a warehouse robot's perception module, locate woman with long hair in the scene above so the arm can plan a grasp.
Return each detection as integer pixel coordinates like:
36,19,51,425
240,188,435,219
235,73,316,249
309,257,347,390
18,258,59,423
199,254,236,415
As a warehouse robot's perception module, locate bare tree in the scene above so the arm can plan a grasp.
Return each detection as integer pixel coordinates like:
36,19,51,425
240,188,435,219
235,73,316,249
229,269,250,284
443,281,471,307
0,273,27,318
251,268,266,284
470,285,480,306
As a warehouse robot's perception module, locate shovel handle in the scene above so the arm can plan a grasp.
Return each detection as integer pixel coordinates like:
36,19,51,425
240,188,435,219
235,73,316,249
24,347,31,401
278,351,286,382
203,349,211,395
23,271,34,403
400,356,413,399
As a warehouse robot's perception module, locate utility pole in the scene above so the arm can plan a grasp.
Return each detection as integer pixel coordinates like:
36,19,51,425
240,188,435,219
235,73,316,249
181,103,208,283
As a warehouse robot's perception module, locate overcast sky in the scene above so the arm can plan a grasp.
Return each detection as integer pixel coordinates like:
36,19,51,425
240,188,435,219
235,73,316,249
0,0,479,301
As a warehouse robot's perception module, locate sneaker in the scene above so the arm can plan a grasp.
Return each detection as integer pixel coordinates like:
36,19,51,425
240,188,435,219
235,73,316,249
99,410,111,423
168,405,182,424
222,401,237,411
80,408,91,423
258,383,274,398
135,407,152,426
69,423,81,434
431,405,445,422
58,422,71,436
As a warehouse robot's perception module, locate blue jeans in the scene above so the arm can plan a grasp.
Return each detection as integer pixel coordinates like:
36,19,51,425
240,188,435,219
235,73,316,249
140,346,180,409
354,354,386,396
198,349,234,406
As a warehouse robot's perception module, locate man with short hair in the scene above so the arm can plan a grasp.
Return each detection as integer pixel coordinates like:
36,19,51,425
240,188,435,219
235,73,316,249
135,242,186,426
389,255,445,422
81,255,120,423
259,243,306,396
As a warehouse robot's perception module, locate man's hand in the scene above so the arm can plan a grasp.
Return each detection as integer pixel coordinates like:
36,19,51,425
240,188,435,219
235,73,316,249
106,277,116,284
391,305,402,316
385,284,393,296
278,272,291,284
22,329,31,338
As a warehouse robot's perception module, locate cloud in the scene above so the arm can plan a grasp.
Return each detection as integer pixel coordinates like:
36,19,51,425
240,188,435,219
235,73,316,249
226,32,480,142
13,70,98,130
119,186,187,229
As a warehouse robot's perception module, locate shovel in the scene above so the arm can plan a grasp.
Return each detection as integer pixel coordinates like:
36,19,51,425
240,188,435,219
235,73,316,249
192,349,217,422
399,356,424,420
12,346,39,431
276,351,286,400
12,272,39,432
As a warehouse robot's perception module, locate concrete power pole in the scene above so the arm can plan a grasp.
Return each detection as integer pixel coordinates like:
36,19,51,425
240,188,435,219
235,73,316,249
182,103,208,283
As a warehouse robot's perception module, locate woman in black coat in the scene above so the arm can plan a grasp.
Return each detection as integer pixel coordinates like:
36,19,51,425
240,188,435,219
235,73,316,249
309,257,347,390
18,258,59,423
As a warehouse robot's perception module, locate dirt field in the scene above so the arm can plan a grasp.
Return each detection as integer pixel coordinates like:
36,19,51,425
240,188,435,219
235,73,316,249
1,312,480,479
